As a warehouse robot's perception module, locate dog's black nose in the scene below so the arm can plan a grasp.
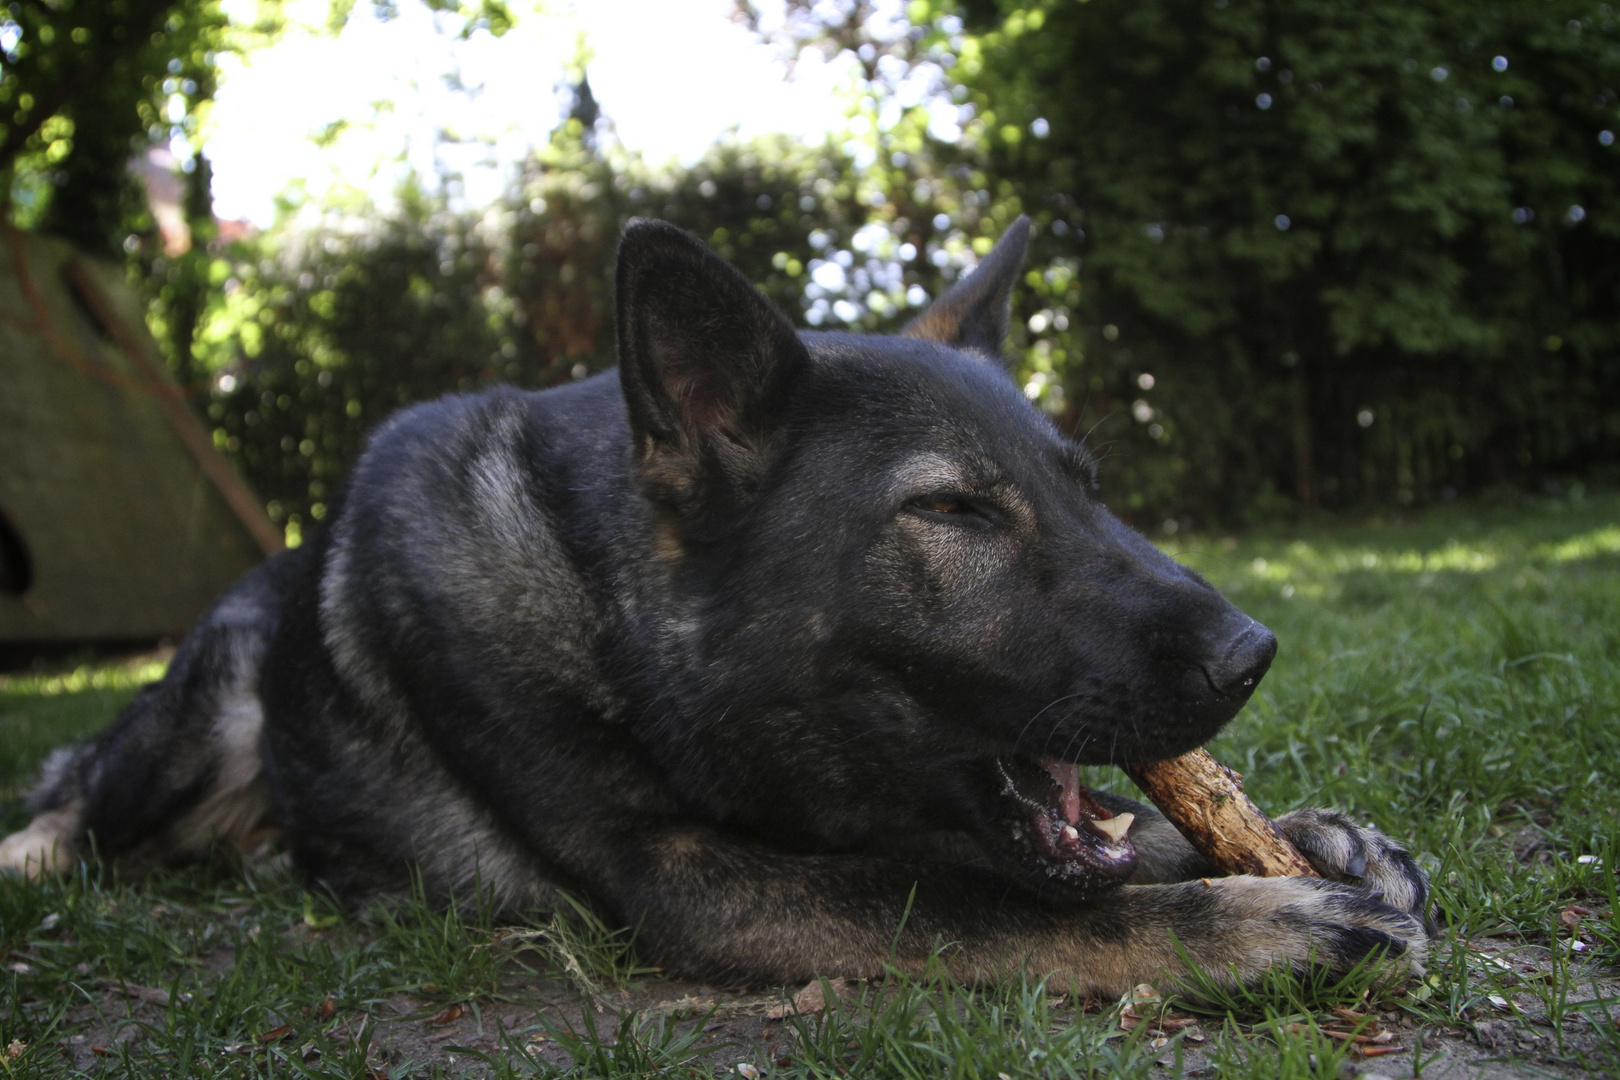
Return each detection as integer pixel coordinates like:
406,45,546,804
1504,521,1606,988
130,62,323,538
1206,621,1277,697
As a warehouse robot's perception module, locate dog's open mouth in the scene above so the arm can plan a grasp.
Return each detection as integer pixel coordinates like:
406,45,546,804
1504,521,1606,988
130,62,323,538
995,757,1136,882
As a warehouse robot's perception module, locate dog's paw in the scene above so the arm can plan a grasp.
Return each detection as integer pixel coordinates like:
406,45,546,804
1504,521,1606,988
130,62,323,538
1277,807,1435,932
1194,875,1429,986
0,805,79,879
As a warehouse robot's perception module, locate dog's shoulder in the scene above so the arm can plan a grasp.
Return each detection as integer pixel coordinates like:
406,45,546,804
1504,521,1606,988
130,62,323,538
315,375,644,708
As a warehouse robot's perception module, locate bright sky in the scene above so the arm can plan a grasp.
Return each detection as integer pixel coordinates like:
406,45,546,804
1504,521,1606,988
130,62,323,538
205,0,862,226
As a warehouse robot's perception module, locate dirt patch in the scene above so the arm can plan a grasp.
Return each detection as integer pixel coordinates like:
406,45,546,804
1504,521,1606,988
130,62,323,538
35,957,1615,1078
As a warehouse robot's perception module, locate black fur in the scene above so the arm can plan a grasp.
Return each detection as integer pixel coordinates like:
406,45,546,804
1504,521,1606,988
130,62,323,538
3,218,1432,995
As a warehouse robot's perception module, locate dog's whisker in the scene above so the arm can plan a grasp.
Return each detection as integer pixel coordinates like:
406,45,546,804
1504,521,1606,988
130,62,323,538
1013,692,1088,755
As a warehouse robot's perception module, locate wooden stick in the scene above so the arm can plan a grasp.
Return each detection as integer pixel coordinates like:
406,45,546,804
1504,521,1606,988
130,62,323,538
1126,749,1319,878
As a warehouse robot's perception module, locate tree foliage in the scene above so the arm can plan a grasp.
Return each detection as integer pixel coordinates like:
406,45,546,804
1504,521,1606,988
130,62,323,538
0,0,242,250
913,0,1620,519
13,0,1619,533
201,122,885,536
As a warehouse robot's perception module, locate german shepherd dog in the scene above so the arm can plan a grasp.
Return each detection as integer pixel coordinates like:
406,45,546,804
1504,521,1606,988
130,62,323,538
2,219,1432,995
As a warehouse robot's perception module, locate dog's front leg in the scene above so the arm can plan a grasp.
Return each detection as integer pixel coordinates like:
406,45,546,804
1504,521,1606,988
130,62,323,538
586,824,1428,999
1097,796,1437,932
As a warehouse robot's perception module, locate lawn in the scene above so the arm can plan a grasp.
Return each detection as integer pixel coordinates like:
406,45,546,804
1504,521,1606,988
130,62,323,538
2,492,1617,1078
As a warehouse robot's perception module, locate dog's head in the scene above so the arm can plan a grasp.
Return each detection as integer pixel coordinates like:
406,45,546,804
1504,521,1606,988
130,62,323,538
615,218,1275,901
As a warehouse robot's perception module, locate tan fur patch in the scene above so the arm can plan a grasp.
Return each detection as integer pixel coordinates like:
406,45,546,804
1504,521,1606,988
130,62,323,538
158,687,272,858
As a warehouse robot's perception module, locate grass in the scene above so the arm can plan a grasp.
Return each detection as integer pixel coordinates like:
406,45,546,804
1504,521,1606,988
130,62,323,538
2,490,1618,1076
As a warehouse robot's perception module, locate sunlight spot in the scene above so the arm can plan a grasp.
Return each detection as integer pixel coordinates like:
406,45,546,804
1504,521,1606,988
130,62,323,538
1536,525,1620,563
0,660,169,697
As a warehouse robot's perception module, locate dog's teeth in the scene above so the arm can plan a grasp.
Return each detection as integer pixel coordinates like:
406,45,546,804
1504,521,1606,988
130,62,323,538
1091,812,1134,843
1061,824,1080,842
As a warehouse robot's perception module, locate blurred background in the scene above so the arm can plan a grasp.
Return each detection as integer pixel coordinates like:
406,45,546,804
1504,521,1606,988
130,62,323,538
1,0,1617,624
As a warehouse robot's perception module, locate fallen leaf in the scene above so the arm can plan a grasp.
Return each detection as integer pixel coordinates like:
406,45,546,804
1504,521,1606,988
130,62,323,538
426,1004,465,1025
1121,983,1161,1008
257,1025,292,1044
1324,1028,1395,1046
302,896,339,930
111,984,175,1006
1354,1044,1408,1058
735,1063,761,1079
766,979,850,1019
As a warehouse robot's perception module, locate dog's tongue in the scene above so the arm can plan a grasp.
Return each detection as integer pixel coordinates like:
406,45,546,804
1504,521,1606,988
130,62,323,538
1040,757,1083,826
996,756,1136,878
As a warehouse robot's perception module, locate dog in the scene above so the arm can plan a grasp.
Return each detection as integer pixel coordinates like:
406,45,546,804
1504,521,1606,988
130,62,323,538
1,218,1432,995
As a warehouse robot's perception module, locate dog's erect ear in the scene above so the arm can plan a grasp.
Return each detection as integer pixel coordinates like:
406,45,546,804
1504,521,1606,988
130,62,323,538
616,219,809,512
903,215,1031,358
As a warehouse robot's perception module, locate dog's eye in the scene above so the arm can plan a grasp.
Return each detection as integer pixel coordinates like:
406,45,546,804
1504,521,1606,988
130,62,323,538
910,494,994,527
